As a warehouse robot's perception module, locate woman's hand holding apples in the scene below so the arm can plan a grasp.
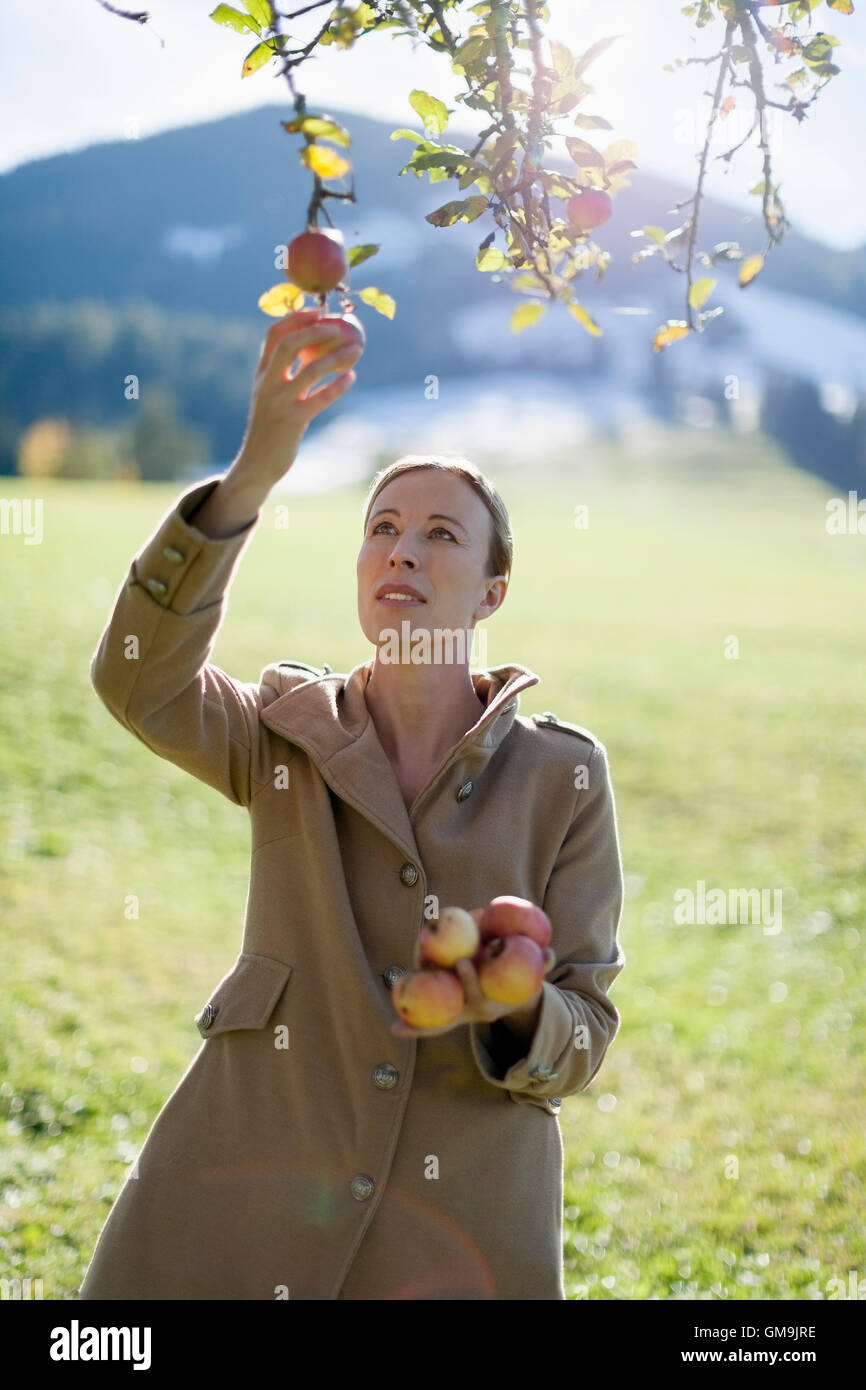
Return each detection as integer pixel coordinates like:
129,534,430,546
389,899,557,1040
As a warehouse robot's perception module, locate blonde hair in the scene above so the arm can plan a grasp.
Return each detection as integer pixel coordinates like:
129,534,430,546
361,454,513,586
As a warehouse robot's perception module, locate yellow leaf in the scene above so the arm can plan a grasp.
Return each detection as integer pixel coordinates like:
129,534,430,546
301,144,351,179
510,302,547,334
357,286,396,319
688,277,717,310
739,254,764,287
653,320,690,352
567,300,603,337
258,283,307,317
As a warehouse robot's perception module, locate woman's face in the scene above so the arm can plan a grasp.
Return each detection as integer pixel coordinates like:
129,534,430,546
357,470,507,649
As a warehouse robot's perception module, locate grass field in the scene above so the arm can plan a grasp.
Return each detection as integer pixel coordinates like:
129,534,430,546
1,423,864,1300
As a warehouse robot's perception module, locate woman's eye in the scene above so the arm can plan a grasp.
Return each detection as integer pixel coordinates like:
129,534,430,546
372,522,454,540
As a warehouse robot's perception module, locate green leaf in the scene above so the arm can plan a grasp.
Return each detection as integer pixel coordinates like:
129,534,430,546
241,35,287,76
803,33,841,64
347,244,379,268
390,128,427,143
476,245,509,272
244,0,273,26
573,113,614,130
462,195,489,223
356,287,395,319
451,34,490,70
297,117,352,147
566,136,606,167
210,4,261,36
688,277,717,309
574,35,621,81
510,302,547,334
826,0,853,13
409,90,451,135
426,200,468,227
550,39,576,79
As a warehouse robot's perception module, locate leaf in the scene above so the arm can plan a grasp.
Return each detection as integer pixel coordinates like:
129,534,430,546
241,35,287,76
803,32,841,63
574,35,621,81
301,144,351,179
566,136,606,167
409,90,451,135
550,39,576,79
347,244,379,268
390,128,426,143
476,245,509,272
567,300,603,336
451,34,490,69
826,0,853,12
642,226,667,245
297,117,351,147
573,113,614,130
739,254,764,287
356,287,395,319
210,5,261,36
688,277,717,309
603,138,639,166
510,302,547,334
653,320,690,352
462,195,489,223
245,0,273,26
258,283,307,317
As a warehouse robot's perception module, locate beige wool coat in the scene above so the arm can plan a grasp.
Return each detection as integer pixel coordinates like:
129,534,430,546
78,474,626,1302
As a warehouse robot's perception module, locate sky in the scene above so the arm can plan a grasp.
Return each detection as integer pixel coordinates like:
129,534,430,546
1,0,864,250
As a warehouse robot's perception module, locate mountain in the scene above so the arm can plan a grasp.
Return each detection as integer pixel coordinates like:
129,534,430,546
1,102,865,476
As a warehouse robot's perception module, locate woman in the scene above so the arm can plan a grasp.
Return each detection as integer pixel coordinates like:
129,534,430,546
79,312,625,1301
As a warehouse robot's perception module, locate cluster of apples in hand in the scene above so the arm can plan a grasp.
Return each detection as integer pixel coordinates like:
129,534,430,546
392,896,553,1030
285,226,366,371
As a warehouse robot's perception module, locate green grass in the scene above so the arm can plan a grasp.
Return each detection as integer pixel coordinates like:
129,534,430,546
1,425,864,1301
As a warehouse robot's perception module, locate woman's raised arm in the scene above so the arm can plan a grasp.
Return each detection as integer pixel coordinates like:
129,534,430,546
89,313,364,805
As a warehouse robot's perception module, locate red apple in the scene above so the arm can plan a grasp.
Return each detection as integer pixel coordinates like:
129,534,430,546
287,227,348,294
419,906,480,969
392,968,465,1028
565,189,612,234
479,895,552,949
477,934,546,1006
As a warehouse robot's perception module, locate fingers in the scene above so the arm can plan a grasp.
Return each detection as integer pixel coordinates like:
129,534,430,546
296,368,356,419
290,339,363,399
257,310,333,374
261,323,350,392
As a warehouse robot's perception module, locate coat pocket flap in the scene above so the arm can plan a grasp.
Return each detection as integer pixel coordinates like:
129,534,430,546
195,953,293,1037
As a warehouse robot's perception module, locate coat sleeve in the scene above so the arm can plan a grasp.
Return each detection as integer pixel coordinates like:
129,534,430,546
469,739,626,1103
89,473,283,809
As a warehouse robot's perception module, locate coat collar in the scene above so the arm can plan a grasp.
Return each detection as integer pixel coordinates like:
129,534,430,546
259,659,540,852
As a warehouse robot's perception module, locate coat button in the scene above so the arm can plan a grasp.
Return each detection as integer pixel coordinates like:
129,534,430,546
145,578,168,597
399,863,419,886
383,965,406,989
549,1097,562,1112
372,1063,399,1090
195,1002,216,1035
350,1174,375,1202
162,545,185,564
456,780,474,802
